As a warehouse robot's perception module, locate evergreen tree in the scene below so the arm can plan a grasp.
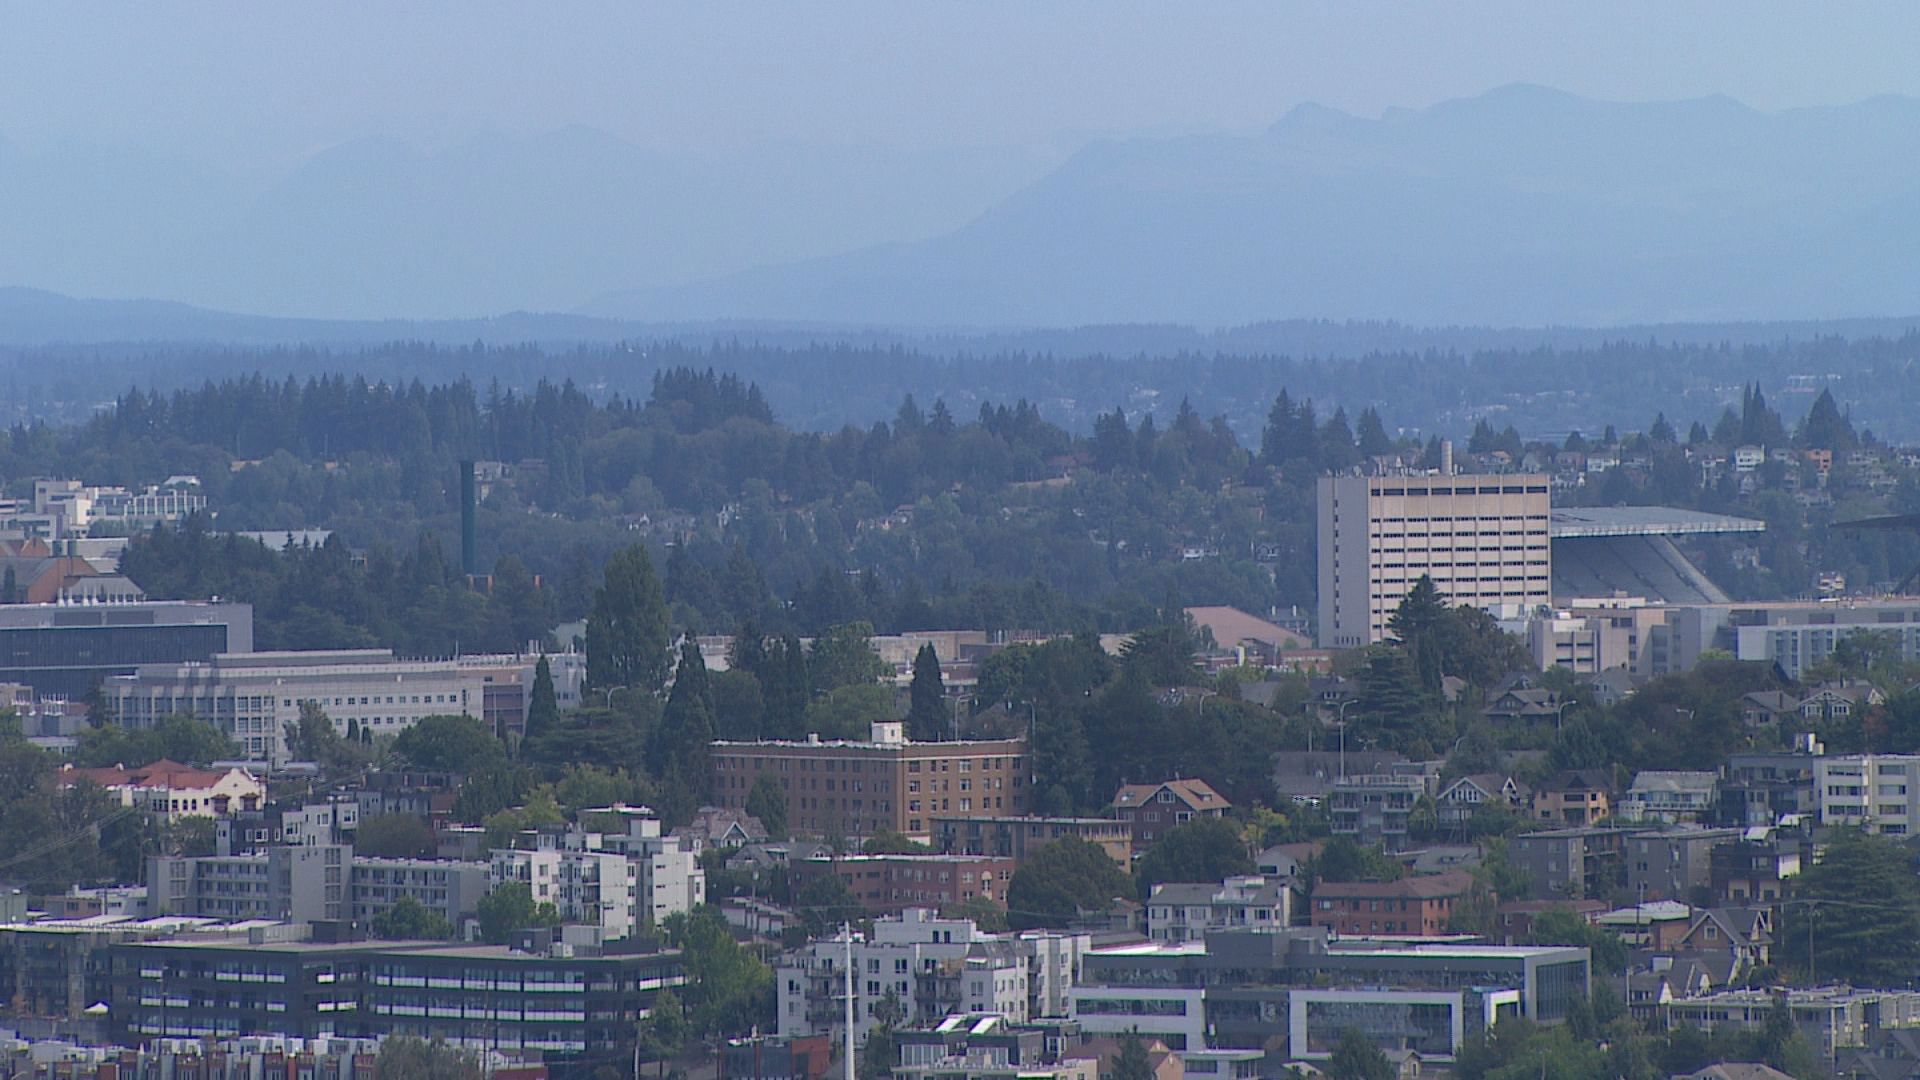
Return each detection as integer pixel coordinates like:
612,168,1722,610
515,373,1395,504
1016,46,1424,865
906,644,948,741
1778,830,1920,986
1740,382,1788,447
1800,387,1858,450
1031,709,1093,814
1649,412,1677,443
745,773,789,839
809,622,888,691
526,656,558,740
1134,817,1254,897
656,639,718,815
586,545,671,690
1091,408,1134,472
1356,647,1432,749
1007,837,1133,930
1327,1029,1393,1080
761,635,811,740
1320,407,1359,471
1354,407,1393,458
728,618,768,678
1110,1033,1155,1080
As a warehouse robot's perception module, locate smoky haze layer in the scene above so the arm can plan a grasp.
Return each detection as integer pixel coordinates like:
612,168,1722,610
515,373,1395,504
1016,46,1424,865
8,86,1920,326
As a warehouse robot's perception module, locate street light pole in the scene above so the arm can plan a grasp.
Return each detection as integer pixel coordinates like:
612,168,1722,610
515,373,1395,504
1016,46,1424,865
1334,699,1356,779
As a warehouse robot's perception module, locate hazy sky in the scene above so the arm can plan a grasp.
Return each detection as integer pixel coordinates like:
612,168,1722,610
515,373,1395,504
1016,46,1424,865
7,2,1920,157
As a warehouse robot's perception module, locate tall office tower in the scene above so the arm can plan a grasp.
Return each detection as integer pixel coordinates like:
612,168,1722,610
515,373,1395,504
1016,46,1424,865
1317,474,1551,648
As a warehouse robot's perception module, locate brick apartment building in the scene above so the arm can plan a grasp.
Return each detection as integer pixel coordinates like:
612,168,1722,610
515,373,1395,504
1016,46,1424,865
1309,871,1477,936
710,721,1028,840
790,853,1018,915
932,815,1133,865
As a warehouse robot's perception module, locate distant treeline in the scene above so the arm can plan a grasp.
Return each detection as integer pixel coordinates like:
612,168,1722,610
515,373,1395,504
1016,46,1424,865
5,327,1920,441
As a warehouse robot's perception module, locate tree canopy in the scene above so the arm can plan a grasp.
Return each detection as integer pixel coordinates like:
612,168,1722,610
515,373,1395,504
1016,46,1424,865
1006,837,1132,930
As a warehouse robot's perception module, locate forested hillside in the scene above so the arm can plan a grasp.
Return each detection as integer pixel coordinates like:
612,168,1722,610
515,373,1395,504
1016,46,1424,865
0,365,1903,654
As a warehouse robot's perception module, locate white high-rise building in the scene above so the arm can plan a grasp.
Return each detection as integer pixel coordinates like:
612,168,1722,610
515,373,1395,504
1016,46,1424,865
1317,473,1552,648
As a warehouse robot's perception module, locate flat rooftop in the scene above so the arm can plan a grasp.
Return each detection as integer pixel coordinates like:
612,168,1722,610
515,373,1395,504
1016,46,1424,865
1549,506,1766,539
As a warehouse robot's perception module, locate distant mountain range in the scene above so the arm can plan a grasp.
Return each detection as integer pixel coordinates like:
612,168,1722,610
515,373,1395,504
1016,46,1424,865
11,285,1920,356
8,85,1920,327
0,129,1059,320
588,85,1920,327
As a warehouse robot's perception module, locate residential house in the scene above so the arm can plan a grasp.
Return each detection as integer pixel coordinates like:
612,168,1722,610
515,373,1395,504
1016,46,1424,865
1676,1066,1796,1080
1483,688,1563,725
1587,669,1637,709
1619,771,1718,824
1673,908,1773,975
1740,691,1800,728
1709,831,1805,906
1531,770,1612,826
1272,751,1410,805
59,759,265,822
1595,901,1696,949
1111,780,1230,853
1435,774,1528,831
1799,681,1886,723
1256,842,1318,884
683,805,769,848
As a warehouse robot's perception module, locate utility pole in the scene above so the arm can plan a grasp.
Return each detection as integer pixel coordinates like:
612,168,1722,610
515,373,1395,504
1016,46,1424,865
843,923,857,1080
1807,899,1815,985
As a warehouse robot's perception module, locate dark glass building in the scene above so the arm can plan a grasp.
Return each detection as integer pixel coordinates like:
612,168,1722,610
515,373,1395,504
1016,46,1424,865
0,600,251,699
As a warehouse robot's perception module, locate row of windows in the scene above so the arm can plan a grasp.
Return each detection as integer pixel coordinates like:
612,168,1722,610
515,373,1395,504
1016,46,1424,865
1367,485,1548,496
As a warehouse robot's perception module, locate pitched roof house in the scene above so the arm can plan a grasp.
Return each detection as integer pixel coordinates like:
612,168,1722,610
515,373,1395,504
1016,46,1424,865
58,758,264,821
1435,773,1529,829
1111,779,1230,852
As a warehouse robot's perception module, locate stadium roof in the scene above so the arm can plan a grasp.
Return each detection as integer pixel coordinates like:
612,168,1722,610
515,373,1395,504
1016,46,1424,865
1549,506,1766,539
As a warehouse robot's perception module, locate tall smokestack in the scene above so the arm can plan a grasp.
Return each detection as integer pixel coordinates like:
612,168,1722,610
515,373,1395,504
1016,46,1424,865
459,460,477,577
1440,440,1454,476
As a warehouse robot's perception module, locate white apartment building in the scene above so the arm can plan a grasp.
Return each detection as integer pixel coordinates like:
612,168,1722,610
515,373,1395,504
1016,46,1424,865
100,648,585,762
1317,474,1551,648
1146,876,1292,943
488,805,705,938
776,908,1089,1045
1815,754,1920,836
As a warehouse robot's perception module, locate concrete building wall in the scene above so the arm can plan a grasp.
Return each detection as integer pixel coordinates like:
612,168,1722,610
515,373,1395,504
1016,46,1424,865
1318,474,1551,648
102,649,582,762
